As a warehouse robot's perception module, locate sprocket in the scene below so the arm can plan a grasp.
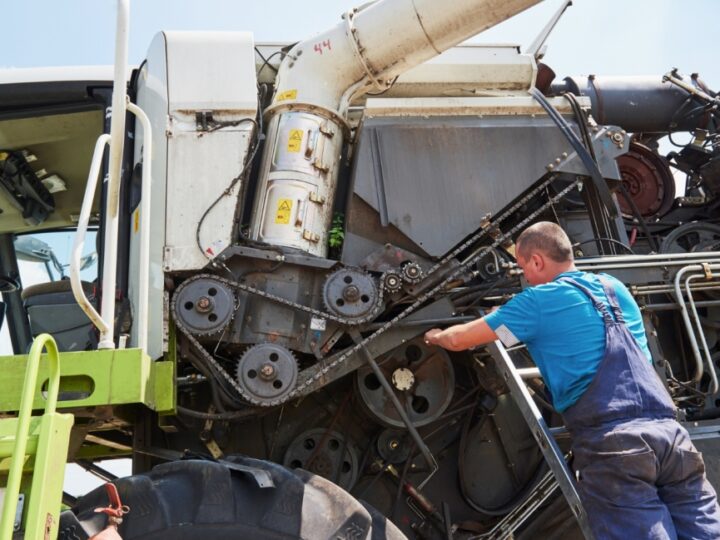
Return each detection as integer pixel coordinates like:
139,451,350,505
322,268,380,321
173,276,236,336
235,343,298,406
401,262,424,284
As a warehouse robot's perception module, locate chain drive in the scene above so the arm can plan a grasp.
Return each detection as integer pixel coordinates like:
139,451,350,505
172,177,579,407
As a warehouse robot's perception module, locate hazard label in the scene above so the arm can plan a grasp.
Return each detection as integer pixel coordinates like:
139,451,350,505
287,129,303,153
276,89,298,102
275,199,293,224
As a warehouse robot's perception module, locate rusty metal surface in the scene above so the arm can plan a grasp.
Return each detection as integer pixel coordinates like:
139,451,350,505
617,142,676,218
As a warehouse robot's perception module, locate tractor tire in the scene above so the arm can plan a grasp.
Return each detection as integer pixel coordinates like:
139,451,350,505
58,456,406,540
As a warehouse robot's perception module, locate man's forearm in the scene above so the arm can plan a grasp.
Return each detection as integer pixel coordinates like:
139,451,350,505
425,318,498,351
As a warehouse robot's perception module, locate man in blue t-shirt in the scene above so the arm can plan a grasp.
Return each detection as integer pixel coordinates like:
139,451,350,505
425,221,720,539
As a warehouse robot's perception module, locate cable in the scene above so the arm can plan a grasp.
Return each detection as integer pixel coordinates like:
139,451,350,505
176,405,256,421
616,183,661,252
572,237,635,255
254,48,285,76
195,118,260,260
366,76,399,96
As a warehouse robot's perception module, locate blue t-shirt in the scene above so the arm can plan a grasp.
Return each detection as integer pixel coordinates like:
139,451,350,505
484,271,651,412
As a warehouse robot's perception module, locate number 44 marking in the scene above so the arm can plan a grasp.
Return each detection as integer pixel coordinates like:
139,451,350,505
314,40,332,54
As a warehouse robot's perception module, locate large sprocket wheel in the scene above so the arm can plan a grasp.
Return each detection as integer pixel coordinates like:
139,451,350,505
58,458,406,540
323,268,380,321
617,142,676,218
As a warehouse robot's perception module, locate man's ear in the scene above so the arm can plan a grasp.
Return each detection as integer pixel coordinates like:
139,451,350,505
531,252,544,270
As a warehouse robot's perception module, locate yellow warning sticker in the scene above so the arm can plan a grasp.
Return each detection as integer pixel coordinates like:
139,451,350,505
287,129,303,153
276,89,298,102
134,209,140,232
275,199,293,224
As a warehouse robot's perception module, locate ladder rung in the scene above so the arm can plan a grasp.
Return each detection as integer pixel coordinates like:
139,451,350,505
517,367,541,379
549,426,570,439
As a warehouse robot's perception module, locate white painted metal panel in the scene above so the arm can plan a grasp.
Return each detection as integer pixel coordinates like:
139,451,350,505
165,31,257,114
129,31,258,358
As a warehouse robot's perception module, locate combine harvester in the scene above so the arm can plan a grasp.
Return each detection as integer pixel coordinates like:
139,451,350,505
0,0,718,538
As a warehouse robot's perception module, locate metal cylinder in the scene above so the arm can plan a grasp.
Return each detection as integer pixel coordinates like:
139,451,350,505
552,75,709,133
249,112,343,255
250,0,541,256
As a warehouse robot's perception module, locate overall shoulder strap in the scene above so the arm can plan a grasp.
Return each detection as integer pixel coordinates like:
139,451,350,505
597,275,626,324
557,277,614,325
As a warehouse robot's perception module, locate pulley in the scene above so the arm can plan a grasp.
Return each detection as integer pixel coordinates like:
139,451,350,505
283,428,359,490
356,339,455,428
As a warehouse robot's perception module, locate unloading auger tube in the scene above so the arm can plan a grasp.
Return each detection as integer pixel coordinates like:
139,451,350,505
248,0,542,256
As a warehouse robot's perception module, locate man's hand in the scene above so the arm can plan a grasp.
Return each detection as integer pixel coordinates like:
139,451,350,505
424,328,442,346
423,319,499,351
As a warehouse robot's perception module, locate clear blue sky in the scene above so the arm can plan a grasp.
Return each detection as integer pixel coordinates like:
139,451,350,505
3,0,718,88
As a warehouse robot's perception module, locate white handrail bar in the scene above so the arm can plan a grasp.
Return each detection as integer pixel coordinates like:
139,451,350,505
70,134,112,335
98,0,130,349
127,101,152,352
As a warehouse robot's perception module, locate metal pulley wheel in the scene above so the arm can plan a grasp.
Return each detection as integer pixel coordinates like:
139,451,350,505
660,222,720,253
617,143,676,218
356,339,455,428
377,429,412,464
283,428,359,490
323,268,380,321
235,343,298,405
174,277,235,336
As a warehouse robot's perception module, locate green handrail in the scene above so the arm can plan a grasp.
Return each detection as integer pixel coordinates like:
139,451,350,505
0,334,61,540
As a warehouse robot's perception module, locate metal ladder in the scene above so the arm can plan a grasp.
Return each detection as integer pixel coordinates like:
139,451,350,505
0,334,74,540
475,341,595,540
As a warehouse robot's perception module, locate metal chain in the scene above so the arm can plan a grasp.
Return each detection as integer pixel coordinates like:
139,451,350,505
172,177,580,407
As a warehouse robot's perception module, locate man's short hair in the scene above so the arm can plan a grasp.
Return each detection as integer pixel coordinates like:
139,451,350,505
516,221,573,263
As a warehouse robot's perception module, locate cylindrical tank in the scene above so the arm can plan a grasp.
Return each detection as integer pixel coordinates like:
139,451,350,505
249,112,343,254
249,0,541,256
552,75,709,134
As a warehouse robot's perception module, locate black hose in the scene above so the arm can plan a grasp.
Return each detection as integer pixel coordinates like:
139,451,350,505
531,88,617,219
616,183,661,253
176,405,256,421
573,237,635,255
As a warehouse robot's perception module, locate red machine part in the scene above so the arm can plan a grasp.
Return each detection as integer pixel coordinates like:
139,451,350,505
617,142,676,218
89,483,130,540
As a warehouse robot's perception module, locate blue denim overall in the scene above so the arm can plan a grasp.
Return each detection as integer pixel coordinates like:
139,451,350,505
560,277,720,539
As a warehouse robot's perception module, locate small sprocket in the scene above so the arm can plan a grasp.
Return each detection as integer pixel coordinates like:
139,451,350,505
401,262,424,284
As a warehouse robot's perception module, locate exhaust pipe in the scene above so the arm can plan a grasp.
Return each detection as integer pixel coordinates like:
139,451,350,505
249,0,542,256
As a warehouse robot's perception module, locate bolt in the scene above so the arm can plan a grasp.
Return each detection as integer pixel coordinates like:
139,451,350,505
196,296,212,312
260,364,276,380
389,439,399,450
546,164,555,171
343,284,361,302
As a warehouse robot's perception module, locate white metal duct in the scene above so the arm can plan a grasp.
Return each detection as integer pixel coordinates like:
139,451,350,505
249,0,542,256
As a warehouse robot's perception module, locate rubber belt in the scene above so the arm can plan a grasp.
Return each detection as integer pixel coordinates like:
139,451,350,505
530,87,618,218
